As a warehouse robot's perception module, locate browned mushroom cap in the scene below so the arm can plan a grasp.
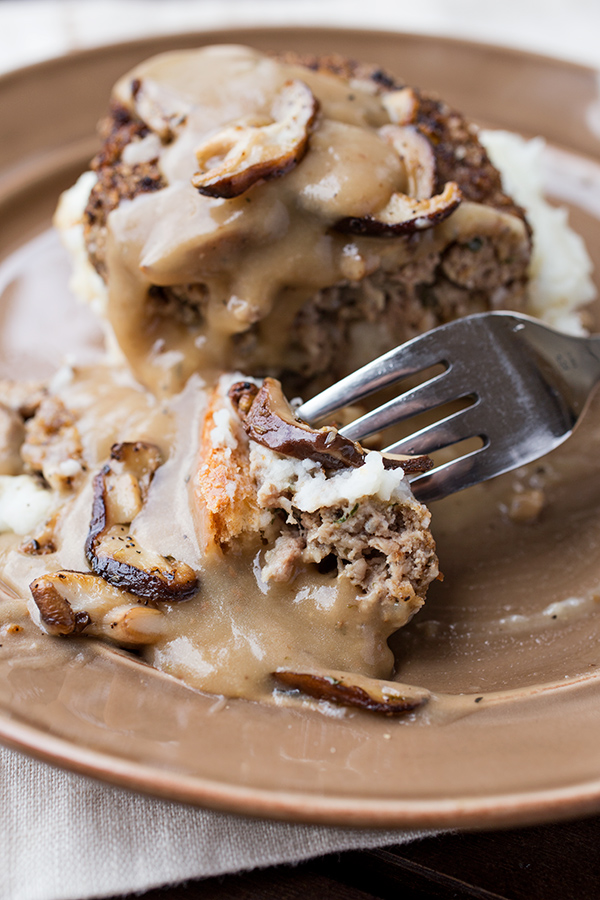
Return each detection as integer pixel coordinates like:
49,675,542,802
85,441,198,602
30,570,168,645
336,180,462,237
19,511,60,556
109,440,161,493
191,80,319,199
229,378,432,475
30,574,91,636
379,124,436,200
229,378,366,471
273,669,430,715
381,87,419,126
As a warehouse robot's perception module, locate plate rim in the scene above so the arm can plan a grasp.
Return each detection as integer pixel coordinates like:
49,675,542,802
4,702,600,830
1,25,600,830
0,23,595,92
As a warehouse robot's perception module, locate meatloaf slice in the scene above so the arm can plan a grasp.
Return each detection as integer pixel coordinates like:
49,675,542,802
191,375,438,629
78,47,531,394
188,373,440,714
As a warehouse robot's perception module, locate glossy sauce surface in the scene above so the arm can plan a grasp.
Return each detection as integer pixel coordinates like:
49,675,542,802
103,46,527,392
1,343,600,719
0,365,407,703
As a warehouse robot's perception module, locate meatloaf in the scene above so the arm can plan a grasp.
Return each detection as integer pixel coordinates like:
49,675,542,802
59,44,531,395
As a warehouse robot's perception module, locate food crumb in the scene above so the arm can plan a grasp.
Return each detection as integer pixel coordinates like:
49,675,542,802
506,488,545,524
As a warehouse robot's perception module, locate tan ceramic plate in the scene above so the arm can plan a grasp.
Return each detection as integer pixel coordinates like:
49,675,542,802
2,27,600,830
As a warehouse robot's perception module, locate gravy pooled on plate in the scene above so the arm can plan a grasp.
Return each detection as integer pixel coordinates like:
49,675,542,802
2,44,593,715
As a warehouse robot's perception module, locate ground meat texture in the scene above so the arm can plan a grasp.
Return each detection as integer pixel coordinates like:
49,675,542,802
84,103,166,278
0,403,25,476
82,53,531,393
262,498,436,624
0,379,45,419
147,282,209,327
276,245,527,394
0,380,46,476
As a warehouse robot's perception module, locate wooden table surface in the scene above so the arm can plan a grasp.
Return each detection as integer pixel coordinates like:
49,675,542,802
101,814,600,900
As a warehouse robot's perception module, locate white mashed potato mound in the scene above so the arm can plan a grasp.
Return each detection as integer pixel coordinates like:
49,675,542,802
54,171,107,316
54,173,124,364
481,129,596,334
251,444,412,514
0,476,53,535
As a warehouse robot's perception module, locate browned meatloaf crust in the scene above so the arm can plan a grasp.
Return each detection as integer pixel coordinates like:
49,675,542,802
83,53,532,394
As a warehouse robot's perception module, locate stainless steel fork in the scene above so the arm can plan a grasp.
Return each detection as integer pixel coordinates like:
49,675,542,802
296,312,600,504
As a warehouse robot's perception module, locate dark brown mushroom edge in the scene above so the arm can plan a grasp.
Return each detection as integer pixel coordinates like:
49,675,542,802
229,378,432,475
85,441,197,601
30,441,198,646
273,669,430,716
192,79,320,198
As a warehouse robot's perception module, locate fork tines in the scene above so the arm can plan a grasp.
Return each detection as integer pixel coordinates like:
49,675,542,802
296,311,585,503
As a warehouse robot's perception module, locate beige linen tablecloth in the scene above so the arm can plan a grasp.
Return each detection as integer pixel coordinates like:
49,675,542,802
1,747,431,900
0,2,598,898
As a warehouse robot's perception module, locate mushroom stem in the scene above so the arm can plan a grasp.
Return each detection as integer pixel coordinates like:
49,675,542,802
30,570,168,646
102,604,166,645
86,441,199,602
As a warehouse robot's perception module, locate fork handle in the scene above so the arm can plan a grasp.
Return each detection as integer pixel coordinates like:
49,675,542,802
555,330,600,411
514,321,600,414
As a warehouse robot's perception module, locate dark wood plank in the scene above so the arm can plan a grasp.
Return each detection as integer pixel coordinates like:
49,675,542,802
389,817,600,900
100,815,600,900
103,866,380,900
310,816,600,900
312,847,509,900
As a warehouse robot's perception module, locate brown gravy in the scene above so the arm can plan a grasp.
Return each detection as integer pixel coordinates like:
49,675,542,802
0,366,404,704
100,45,527,393
2,357,600,721
0,46,598,723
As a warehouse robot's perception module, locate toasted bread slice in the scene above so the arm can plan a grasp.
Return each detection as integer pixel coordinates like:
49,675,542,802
190,377,264,553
